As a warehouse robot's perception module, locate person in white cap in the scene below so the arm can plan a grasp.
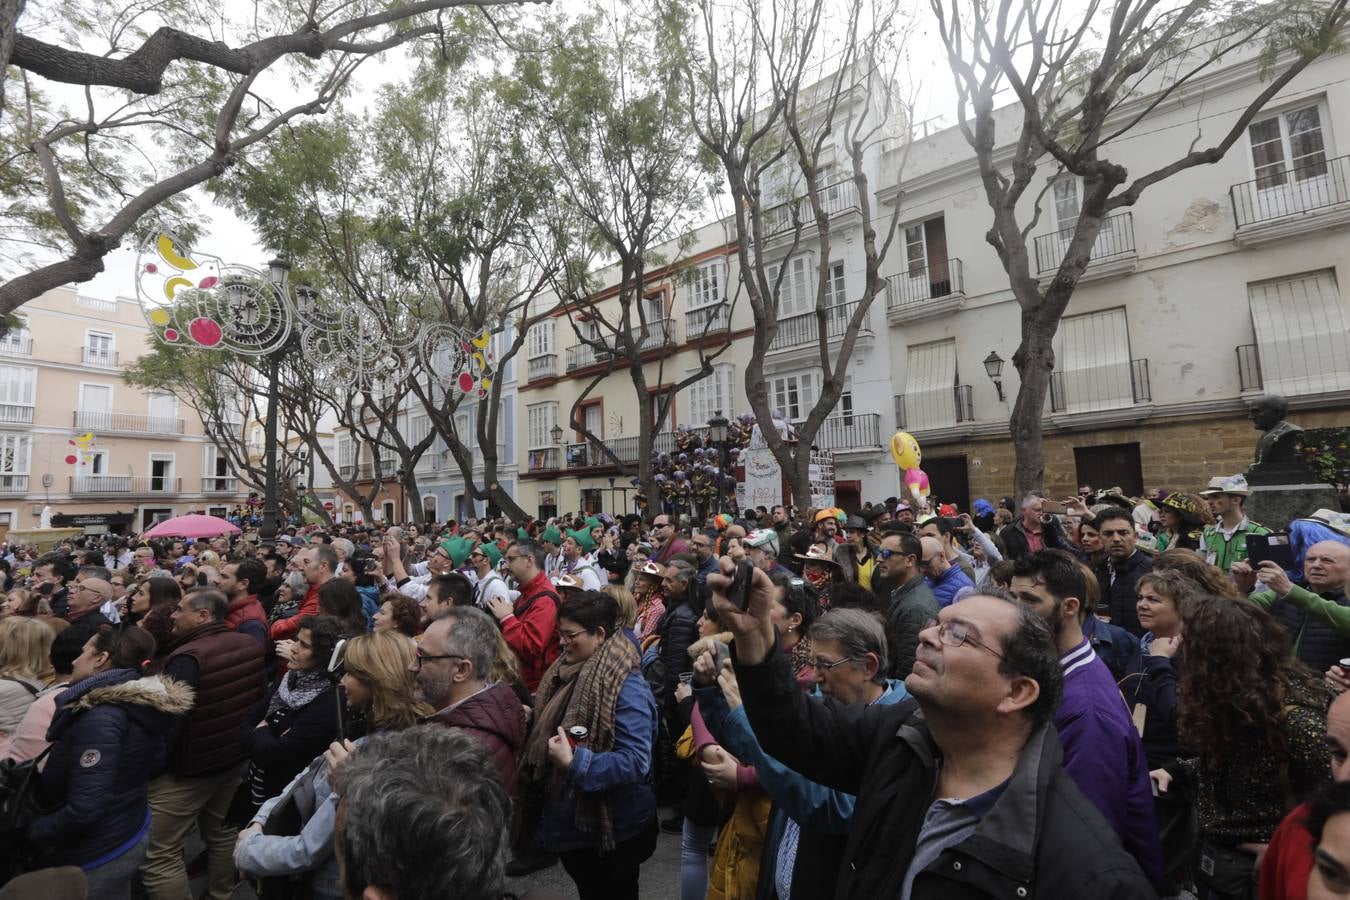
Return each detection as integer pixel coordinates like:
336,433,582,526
745,529,792,580
1198,474,1270,572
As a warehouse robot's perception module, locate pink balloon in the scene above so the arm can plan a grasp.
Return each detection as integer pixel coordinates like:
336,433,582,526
163,329,179,341
457,372,475,392
188,317,222,347
64,455,77,465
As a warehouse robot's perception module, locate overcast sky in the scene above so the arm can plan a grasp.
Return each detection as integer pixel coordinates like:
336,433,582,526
71,0,982,304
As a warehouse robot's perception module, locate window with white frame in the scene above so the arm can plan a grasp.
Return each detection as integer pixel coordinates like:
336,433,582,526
1249,103,1329,189
0,366,36,412
408,414,431,446
824,262,847,311
0,318,29,354
337,433,356,472
902,341,958,429
148,392,178,427
203,446,231,490
1247,269,1350,395
768,370,820,422
85,331,115,366
689,260,724,310
766,256,813,317
1052,179,1080,234
686,364,735,426
904,223,927,276
1054,308,1135,413
528,320,555,358
0,434,31,488
527,402,558,449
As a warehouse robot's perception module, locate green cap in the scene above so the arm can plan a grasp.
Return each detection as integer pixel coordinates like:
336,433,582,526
478,542,502,566
583,516,603,531
540,525,562,546
441,536,472,567
566,528,596,553
517,526,530,541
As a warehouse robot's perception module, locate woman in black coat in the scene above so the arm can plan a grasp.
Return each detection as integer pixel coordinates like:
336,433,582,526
29,626,192,899
240,614,343,815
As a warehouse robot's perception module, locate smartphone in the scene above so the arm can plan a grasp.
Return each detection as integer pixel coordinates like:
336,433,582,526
1247,533,1296,570
328,639,348,739
1041,500,1066,515
728,558,754,611
713,640,732,673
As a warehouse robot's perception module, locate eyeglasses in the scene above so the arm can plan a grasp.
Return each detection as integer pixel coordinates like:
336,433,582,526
809,656,862,672
876,548,912,561
923,618,1004,660
413,649,467,671
558,628,589,642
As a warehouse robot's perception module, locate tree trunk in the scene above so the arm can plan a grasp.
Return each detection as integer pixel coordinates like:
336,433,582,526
0,0,25,122
786,447,814,513
359,502,375,523
405,477,425,525
1009,314,1056,497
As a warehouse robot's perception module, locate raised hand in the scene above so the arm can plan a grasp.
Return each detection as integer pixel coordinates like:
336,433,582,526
707,556,778,665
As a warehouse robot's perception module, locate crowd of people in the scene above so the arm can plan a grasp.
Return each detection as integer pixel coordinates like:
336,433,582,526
0,472,1349,900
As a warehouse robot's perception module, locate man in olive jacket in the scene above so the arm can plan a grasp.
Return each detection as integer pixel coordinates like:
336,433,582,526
699,560,1156,900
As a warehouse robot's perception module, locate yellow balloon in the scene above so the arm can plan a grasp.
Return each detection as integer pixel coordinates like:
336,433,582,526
890,431,922,470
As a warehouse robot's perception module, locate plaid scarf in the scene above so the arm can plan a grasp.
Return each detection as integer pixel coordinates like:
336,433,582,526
522,633,640,851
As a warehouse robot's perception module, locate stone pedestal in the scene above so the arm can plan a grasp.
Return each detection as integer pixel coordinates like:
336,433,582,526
1246,484,1341,532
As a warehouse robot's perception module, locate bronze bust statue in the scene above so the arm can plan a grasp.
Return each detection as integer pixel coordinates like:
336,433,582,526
1247,395,1317,484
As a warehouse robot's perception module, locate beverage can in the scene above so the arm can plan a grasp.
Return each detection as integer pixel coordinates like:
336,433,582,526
566,725,589,748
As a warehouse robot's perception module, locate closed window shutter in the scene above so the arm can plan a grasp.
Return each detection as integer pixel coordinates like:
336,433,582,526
903,341,957,428
1249,270,1350,395
1053,308,1134,412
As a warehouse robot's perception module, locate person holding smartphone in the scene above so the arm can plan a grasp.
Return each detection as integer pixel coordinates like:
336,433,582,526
1238,533,1350,678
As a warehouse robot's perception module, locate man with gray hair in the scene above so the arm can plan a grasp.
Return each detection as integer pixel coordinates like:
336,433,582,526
998,492,1048,561
416,607,528,806
331,725,528,900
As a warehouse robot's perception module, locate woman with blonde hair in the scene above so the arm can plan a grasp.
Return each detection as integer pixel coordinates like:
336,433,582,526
604,584,639,633
0,616,56,737
235,631,429,899
3,588,50,618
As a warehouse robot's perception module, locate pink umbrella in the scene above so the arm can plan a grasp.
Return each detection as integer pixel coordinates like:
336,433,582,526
142,514,241,540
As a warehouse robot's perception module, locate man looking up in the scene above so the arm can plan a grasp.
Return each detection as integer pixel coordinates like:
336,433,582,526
271,544,337,640
1010,550,1165,888
555,534,602,591
699,562,1156,898
65,577,114,630
878,531,937,679
650,514,688,564
745,529,792,579
998,494,1046,561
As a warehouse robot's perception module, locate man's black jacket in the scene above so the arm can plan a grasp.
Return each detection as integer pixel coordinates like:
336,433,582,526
731,638,1157,900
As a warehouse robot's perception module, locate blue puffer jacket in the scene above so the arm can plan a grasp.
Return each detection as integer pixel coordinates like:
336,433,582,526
535,671,658,853
30,668,194,867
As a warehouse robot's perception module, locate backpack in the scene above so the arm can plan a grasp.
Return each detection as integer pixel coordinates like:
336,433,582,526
0,747,52,882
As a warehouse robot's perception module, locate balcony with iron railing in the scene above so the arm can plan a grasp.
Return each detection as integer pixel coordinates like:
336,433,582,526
0,475,28,492
793,413,883,453
885,259,967,325
566,319,676,371
82,346,119,367
1231,153,1350,242
70,475,182,495
202,476,239,493
1049,359,1151,415
566,338,613,372
685,303,731,338
0,336,32,357
761,180,861,239
0,404,33,424
895,386,976,432
73,411,185,434
527,352,560,383
527,447,561,472
1237,344,1264,393
769,300,870,352
1033,212,1136,279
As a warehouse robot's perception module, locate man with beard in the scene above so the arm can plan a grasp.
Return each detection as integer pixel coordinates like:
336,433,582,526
415,606,528,809
1010,550,1164,890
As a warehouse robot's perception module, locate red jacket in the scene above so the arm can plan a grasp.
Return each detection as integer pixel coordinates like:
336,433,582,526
503,571,559,692
270,583,320,640
1260,802,1312,900
424,682,527,808
225,594,267,645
